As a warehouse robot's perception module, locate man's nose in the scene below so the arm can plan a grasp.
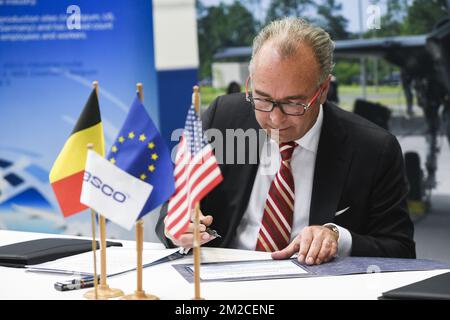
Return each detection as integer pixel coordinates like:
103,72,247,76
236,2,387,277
269,104,285,126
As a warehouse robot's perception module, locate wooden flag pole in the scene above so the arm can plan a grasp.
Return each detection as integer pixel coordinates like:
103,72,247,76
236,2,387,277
83,144,99,300
193,203,203,300
192,86,204,300
84,81,124,300
137,82,144,101
193,85,200,113
122,83,159,300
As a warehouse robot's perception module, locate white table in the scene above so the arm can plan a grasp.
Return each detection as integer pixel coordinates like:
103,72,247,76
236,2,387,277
0,230,448,300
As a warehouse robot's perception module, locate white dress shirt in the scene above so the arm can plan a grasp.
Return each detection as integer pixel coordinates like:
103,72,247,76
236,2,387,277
231,104,352,256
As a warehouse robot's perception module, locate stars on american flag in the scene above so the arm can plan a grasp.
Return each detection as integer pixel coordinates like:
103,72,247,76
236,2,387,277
185,105,205,154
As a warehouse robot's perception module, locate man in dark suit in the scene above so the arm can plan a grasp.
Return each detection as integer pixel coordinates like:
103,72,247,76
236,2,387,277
156,18,415,264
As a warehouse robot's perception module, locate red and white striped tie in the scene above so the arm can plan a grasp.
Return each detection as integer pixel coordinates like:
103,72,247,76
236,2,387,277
256,141,297,252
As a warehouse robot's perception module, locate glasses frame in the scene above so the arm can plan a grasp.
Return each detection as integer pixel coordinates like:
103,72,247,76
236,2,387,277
245,76,323,116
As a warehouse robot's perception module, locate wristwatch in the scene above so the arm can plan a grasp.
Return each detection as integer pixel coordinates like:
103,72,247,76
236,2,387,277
324,224,339,240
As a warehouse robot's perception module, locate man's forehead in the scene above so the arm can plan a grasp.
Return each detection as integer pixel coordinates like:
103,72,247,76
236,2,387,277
251,61,320,97
253,43,320,79
256,40,317,64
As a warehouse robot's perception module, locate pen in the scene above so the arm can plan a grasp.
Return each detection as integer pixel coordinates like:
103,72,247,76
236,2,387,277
54,276,99,291
205,227,221,238
199,215,221,239
177,228,221,255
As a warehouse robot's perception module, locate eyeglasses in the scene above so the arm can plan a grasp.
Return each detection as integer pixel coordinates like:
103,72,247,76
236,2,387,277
245,76,322,116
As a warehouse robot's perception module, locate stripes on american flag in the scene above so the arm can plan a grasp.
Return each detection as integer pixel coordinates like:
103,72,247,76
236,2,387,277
166,104,223,239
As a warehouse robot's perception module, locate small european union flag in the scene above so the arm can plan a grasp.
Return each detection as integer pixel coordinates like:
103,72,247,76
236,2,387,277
107,94,175,219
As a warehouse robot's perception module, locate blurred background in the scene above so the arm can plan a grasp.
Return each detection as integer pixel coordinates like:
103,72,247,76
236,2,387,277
0,0,449,262
199,0,450,263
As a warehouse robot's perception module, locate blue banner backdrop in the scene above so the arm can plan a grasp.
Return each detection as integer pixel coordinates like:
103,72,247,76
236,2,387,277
0,0,197,237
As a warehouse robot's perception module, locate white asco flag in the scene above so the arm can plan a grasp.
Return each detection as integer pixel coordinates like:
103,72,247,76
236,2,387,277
80,150,153,230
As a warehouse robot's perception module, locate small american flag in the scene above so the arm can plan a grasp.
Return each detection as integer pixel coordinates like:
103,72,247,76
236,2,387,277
166,104,223,239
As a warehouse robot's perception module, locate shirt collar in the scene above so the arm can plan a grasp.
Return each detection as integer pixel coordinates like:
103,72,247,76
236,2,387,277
294,104,323,153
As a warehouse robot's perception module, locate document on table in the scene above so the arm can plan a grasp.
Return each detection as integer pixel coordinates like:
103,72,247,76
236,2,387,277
194,260,307,281
26,247,180,276
173,257,450,283
174,259,309,282
199,247,273,263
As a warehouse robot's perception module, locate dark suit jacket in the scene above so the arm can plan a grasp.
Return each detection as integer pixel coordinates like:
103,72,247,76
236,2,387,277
156,93,416,258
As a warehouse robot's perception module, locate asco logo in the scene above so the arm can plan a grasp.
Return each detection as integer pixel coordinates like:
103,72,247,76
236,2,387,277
84,171,127,203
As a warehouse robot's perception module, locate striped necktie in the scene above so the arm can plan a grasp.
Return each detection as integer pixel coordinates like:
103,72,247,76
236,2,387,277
256,141,297,252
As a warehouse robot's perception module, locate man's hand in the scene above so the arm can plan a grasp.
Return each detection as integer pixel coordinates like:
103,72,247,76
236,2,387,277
272,226,338,265
164,212,216,248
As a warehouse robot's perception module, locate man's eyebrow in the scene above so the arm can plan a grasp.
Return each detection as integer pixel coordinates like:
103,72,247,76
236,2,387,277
254,89,271,97
284,94,308,100
254,89,308,100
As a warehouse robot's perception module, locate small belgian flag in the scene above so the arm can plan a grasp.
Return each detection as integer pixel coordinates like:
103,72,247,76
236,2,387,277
49,88,105,217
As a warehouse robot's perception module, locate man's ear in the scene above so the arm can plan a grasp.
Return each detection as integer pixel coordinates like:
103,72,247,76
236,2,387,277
319,75,332,105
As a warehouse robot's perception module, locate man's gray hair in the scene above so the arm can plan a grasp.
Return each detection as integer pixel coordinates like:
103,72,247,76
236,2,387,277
249,17,335,84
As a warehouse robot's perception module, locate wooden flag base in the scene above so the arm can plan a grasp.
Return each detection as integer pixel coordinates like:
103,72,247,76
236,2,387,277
84,285,124,300
122,290,159,300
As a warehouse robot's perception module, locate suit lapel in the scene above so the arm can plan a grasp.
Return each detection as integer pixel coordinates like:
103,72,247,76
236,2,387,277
309,102,353,225
236,108,264,220
218,102,263,245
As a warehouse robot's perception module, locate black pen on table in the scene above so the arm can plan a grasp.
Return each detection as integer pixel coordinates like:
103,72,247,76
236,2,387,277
54,275,100,291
